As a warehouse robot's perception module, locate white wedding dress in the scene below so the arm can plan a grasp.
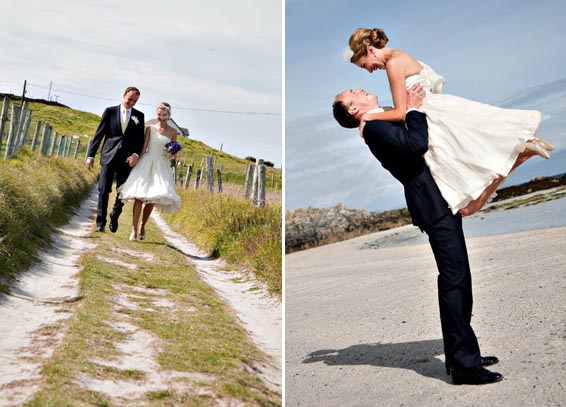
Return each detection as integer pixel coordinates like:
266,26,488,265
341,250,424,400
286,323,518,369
407,62,541,213
118,125,181,213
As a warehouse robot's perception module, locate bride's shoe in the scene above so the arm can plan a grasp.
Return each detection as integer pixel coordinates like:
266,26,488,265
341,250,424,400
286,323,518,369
525,141,550,159
139,226,145,241
129,232,137,241
534,137,555,151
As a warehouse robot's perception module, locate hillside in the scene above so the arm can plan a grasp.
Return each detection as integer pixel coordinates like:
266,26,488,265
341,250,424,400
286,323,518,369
1,95,282,188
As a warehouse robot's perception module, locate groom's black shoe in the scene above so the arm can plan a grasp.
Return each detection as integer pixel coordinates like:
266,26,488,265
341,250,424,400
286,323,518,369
480,356,499,368
96,225,105,232
109,218,118,233
108,212,119,233
450,367,503,385
446,355,499,375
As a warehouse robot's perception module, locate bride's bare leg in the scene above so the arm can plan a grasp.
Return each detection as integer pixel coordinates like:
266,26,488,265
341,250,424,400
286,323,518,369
132,199,143,239
459,150,534,216
139,204,154,237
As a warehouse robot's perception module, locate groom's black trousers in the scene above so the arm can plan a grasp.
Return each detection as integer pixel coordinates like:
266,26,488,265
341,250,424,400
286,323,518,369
96,149,132,228
424,213,481,371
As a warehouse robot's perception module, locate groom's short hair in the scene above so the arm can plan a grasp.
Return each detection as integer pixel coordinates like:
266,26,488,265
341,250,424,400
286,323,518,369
124,86,140,96
332,100,360,129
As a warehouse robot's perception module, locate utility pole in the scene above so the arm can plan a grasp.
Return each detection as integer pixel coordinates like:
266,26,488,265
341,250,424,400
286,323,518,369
47,81,53,101
20,80,27,107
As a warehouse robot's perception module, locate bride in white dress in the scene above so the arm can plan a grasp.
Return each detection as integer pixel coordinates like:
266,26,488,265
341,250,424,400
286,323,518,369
118,102,181,241
344,27,554,215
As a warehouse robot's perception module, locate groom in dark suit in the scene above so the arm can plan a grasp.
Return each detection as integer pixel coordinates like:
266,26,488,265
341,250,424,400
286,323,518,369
86,86,145,233
332,85,502,385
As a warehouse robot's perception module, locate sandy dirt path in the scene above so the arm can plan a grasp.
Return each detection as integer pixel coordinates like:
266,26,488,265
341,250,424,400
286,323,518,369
0,188,281,405
286,200,566,406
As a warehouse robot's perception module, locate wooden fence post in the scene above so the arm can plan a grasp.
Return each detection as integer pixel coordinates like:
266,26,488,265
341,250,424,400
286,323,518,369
49,131,58,156
217,168,223,193
31,120,42,151
0,97,10,154
176,161,183,184
251,158,266,206
258,162,266,206
15,102,27,147
66,137,73,157
73,139,81,159
244,163,254,199
184,164,193,189
18,110,32,148
4,104,19,159
195,168,202,189
57,135,65,157
206,154,214,192
39,122,50,155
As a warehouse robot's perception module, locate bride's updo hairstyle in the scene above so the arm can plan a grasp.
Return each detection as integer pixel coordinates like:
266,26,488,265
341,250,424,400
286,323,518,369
348,27,389,63
157,102,171,117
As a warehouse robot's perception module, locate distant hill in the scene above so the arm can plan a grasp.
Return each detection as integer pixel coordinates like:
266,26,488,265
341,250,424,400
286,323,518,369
1,95,281,187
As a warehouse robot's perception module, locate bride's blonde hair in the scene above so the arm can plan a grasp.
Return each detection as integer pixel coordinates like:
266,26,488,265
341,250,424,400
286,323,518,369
348,27,389,63
157,102,171,116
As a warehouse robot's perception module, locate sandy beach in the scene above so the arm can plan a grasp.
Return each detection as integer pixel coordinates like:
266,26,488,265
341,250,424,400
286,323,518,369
285,192,566,406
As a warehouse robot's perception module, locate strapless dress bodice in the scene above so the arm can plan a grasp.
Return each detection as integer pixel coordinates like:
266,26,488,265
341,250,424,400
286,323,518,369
405,61,446,94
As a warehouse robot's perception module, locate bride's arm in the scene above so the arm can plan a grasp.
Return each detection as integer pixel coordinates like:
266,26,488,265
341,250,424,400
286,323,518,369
360,58,408,124
169,128,179,160
140,127,151,156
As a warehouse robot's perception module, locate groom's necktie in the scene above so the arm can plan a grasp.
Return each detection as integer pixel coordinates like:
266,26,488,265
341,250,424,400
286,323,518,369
121,109,129,133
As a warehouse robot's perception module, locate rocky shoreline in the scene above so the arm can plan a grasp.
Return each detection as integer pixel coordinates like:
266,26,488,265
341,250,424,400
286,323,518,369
285,174,566,253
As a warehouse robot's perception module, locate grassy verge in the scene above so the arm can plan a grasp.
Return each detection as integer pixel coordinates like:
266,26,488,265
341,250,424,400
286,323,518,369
163,187,282,296
0,147,97,291
28,197,280,406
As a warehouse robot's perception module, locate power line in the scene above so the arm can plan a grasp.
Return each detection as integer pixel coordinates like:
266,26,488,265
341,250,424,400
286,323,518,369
1,81,280,116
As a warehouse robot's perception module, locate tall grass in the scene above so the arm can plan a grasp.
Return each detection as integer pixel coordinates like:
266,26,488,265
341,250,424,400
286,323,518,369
0,148,97,290
163,188,282,296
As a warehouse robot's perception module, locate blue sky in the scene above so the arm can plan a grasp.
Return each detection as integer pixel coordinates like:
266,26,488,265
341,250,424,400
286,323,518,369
286,0,566,212
0,0,282,166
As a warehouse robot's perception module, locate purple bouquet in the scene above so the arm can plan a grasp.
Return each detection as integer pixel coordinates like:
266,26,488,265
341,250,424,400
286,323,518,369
164,141,182,154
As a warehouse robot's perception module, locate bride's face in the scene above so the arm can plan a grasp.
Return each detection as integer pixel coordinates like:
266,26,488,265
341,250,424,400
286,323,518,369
354,46,386,73
156,109,170,122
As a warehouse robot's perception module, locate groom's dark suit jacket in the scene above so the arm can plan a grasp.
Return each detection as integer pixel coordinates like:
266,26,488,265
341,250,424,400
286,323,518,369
363,111,451,229
88,105,145,165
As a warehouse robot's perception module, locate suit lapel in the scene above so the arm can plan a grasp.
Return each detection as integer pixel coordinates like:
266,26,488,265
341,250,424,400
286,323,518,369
114,106,124,135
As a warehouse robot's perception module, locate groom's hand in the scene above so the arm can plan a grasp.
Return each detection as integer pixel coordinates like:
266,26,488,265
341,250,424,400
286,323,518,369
85,158,94,170
125,154,139,167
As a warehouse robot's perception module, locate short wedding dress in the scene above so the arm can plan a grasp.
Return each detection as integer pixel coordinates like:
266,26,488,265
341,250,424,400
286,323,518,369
407,62,541,213
118,125,181,213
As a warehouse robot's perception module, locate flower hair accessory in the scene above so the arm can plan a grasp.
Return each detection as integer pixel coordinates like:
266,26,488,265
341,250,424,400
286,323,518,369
131,116,139,125
342,46,354,62
164,141,182,154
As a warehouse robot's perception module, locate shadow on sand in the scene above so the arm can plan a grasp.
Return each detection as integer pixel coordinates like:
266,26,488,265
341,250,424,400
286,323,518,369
304,339,450,383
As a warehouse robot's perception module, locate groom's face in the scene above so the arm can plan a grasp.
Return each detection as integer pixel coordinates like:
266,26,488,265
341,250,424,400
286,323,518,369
122,90,140,109
336,88,378,117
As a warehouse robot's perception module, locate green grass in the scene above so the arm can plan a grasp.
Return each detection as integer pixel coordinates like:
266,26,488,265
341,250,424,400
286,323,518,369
0,148,97,290
163,188,282,296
